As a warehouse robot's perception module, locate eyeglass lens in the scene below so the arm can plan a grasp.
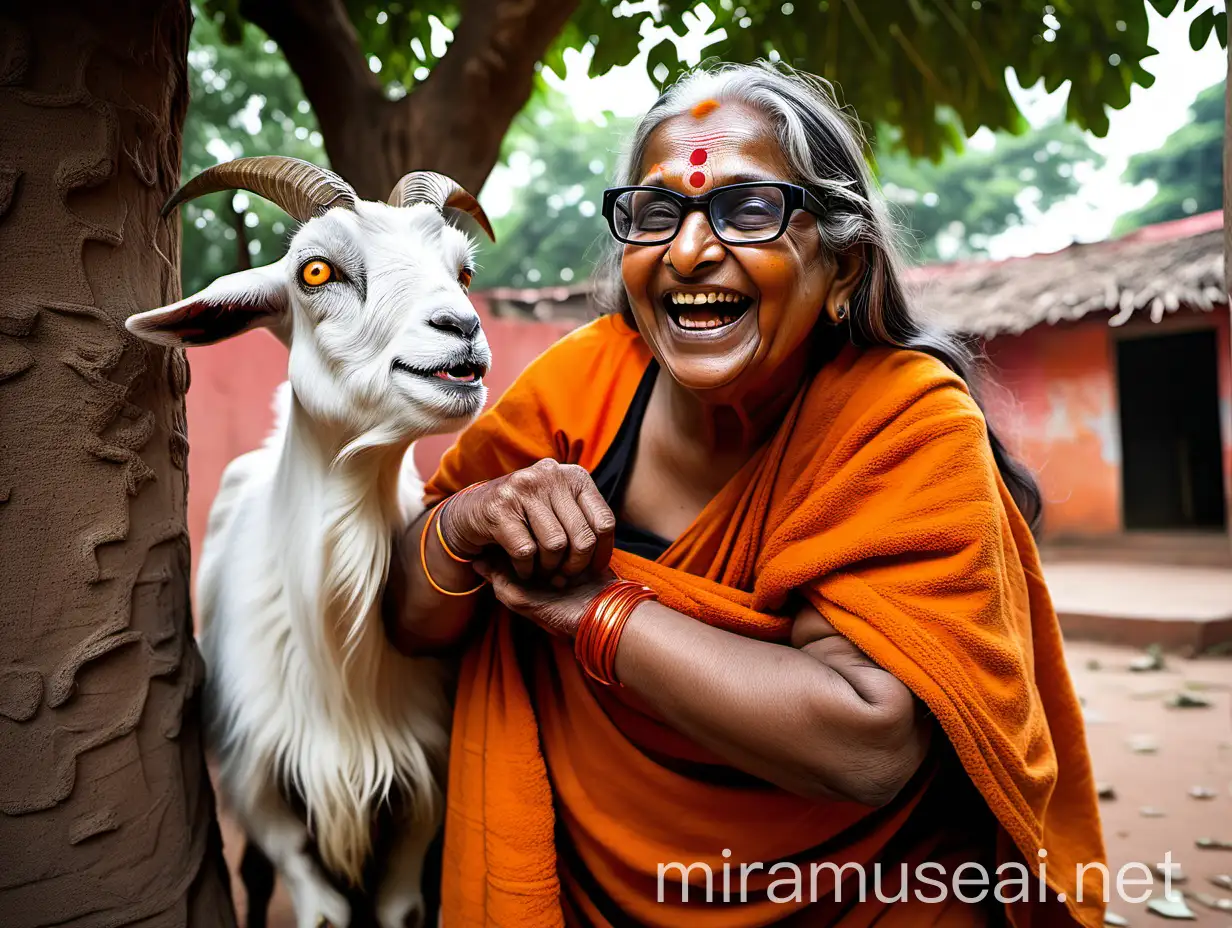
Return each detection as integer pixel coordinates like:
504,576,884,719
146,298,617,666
612,186,788,244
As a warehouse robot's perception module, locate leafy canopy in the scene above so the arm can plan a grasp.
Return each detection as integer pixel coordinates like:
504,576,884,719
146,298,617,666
203,0,1212,162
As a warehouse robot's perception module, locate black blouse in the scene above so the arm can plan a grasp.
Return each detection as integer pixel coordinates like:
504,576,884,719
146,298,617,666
589,358,672,561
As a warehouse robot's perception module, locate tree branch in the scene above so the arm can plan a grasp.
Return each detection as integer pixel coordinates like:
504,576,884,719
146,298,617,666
374,0,581,195
236,0,382,168
235,0,581,199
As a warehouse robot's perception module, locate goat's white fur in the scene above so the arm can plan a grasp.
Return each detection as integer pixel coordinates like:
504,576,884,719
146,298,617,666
128,200,491,928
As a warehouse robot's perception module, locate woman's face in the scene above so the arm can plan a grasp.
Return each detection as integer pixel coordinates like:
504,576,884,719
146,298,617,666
620,101,854,403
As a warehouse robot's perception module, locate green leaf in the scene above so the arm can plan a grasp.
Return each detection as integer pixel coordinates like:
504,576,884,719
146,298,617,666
1190,8,1216,49
1183,0,1201,11
1215,11,1227,47
1147,0,1181,13
644,39,680,90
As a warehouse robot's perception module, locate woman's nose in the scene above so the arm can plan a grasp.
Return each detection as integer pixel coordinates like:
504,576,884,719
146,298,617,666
665,211,725,276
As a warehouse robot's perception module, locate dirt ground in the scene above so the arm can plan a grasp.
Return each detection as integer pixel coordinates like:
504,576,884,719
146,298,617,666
216,639,1232,927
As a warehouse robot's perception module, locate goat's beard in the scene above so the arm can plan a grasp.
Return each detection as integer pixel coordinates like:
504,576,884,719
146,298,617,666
291,446,442,884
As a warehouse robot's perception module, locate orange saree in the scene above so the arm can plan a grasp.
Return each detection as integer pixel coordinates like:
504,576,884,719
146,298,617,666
424,314,1106,927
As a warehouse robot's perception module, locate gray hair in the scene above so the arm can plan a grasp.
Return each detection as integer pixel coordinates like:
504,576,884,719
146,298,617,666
593,60,1043,530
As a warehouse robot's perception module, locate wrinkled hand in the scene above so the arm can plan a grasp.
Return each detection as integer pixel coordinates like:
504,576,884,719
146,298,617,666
473,559,617,639
440,459,615,582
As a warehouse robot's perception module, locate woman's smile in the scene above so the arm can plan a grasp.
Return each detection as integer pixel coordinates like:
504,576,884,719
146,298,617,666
661,286,756,335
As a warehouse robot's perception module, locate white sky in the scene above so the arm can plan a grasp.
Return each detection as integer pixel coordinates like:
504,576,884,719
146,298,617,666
479,0,1227,264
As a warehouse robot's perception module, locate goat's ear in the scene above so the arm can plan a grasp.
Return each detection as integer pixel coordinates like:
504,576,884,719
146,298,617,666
126,262,289,347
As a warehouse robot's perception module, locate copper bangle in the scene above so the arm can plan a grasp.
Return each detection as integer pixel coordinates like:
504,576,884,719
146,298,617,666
575,579,655,686
435,481,486,564
420,500,486,597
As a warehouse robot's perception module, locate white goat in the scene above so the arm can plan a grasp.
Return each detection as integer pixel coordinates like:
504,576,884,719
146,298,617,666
125,157,495,928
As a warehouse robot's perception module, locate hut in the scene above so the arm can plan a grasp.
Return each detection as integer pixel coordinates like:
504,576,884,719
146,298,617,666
906,210,1229,557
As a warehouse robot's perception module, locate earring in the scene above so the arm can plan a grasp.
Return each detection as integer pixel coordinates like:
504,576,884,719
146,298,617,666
835,302,849,323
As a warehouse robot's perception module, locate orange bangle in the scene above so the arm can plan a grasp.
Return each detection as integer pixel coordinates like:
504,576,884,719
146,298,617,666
420,500,486,597
436,482,485,564
575,579,656,686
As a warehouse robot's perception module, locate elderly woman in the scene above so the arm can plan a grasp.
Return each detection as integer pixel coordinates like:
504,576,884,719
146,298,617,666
389,62,1105,927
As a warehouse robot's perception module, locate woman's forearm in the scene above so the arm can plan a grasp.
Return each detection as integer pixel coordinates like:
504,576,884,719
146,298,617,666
612,602,930,806
387,506,486,655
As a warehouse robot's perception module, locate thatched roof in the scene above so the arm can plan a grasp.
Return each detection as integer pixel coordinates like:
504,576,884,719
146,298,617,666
904,211,1227,338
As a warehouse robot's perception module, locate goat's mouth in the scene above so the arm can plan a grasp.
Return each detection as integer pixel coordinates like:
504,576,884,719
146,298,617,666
392,358,488,386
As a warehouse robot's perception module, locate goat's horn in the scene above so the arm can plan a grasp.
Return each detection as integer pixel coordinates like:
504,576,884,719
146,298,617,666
161,156,357,222
388,171,495,242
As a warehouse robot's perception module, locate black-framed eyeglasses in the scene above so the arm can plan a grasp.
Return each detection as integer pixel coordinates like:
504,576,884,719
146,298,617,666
601,181,825,247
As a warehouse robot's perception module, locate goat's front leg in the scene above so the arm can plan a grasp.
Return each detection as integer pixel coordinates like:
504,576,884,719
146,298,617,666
374,793,442,928
233,772,351,928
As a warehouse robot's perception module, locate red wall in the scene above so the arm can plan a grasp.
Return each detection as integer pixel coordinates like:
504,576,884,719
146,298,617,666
979,310,1232,539
182,297,580,589
979,318,1123,536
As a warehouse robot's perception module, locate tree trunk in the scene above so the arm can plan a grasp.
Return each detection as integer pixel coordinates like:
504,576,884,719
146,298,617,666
0,3,237,926
241,0,581,200
1225,37,1231,554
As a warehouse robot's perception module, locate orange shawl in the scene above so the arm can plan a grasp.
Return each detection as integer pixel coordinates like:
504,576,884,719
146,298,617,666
425,314,1105,927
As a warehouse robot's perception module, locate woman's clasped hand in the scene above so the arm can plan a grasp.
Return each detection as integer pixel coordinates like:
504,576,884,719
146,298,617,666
437,460,623,637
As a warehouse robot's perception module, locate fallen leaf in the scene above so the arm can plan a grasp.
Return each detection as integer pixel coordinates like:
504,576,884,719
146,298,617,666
1103,913,1128,926
1140,807,1167,818
1181,889,1232,912
1155,862,1188,884
1196,838,1232,850
1146,889,1196,919
1166,692,1213,709
1087,658,1102,671
1129,646,1165,672
1183,680,1230,692
1189,786,1217,800
1097,783,1117,801
1128,734,1159,754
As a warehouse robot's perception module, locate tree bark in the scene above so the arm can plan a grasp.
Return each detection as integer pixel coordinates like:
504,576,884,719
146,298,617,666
0,2,237,926
240,0,581,199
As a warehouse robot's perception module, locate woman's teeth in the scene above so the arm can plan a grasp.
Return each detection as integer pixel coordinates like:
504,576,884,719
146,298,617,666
668,291,744,305
667,291,749,330
676,311,741,330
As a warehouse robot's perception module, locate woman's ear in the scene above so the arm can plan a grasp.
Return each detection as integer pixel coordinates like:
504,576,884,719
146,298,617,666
824,246,865,323
125,262,289,348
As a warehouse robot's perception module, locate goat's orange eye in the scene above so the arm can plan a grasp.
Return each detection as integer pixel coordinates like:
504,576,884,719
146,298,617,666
301,259,333,286
458,267,474,290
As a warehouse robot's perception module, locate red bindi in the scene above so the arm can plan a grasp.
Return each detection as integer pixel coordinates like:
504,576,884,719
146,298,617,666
689,148,707,166
689,171,706,188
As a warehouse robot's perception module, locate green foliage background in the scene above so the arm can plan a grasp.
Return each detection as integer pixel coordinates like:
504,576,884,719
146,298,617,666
178,2,1219,294
1113,78,1224,236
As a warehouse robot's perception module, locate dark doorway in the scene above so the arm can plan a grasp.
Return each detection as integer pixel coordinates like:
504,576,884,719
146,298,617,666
1117,329,1227,530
